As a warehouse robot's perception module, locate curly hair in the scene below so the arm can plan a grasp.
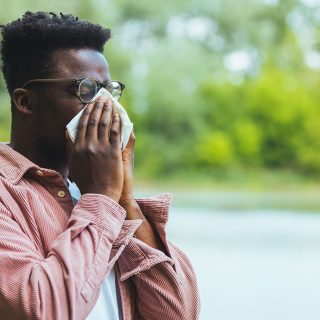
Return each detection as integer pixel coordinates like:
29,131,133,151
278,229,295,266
0,11,111,97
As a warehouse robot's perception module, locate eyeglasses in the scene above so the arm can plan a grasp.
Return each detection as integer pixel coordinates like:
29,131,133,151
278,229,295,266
21,78,125,103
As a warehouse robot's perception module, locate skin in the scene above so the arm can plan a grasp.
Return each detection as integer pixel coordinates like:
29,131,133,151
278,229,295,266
10,48,164,251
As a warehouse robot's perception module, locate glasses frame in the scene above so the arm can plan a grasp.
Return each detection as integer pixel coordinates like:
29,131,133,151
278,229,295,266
21,77,126,103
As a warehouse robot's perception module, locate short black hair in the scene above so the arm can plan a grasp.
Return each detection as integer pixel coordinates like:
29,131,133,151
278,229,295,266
0,11,111,97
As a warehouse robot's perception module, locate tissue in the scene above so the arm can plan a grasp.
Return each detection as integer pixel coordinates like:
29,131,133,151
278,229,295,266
66,88,133,150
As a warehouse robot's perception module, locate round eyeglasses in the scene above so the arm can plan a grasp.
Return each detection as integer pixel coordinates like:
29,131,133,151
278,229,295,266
21,77,126,103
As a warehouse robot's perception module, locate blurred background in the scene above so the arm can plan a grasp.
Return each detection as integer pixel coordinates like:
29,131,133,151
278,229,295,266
1,0,320,319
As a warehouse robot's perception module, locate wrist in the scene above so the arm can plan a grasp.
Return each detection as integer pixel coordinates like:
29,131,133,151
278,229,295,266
119,197,137,209
120,198,145,221
86,188,121,203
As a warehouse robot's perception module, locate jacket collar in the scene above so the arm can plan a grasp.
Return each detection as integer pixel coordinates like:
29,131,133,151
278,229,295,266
0,143,39,184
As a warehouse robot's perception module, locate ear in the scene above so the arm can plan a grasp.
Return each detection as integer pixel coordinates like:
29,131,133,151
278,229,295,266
12,88,35,115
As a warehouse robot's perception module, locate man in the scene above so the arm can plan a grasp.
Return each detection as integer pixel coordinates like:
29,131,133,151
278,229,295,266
0,11,200,320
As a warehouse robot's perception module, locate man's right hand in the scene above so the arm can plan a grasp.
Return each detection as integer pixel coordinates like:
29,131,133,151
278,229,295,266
66,97,123,203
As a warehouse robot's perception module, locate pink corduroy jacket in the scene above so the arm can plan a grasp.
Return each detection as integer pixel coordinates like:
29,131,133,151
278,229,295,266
0,143,200,320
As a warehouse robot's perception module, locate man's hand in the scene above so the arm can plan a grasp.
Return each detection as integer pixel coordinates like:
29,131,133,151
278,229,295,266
66,97,123,203
119,131,166,252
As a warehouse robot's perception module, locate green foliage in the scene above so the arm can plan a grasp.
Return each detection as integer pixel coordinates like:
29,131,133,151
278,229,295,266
198,67,320,173
1,0,320,180
233,121,262,163
195,131,234,167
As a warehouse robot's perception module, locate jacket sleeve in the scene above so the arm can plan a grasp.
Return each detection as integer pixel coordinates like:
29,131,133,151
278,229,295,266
0,194,129,320
116,193,201,320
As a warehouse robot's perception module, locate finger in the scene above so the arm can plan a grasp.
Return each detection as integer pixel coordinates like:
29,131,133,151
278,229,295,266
98,99,113,142
109,112,121,149
74,103,93,144
129,131,135,167
86,98,105,142
126,130,136,149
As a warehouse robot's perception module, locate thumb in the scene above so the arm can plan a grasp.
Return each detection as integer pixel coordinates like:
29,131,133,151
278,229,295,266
122,130,135,165
125,130,136,150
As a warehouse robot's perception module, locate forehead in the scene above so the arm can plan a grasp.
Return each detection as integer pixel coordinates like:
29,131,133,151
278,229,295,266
50,48,110,81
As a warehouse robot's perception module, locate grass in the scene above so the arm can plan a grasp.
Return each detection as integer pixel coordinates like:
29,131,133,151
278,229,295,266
134,168,320,211
135,167,320,191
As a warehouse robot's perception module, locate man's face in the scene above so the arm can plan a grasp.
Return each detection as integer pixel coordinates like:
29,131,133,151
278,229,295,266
32,48,111,162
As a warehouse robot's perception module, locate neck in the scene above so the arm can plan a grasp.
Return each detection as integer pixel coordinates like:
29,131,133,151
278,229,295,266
10,130,69,183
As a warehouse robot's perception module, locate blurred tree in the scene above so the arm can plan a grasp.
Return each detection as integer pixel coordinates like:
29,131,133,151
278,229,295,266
1,0,320,179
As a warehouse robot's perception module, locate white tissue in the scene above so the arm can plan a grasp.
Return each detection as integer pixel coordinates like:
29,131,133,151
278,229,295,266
66,88,133,150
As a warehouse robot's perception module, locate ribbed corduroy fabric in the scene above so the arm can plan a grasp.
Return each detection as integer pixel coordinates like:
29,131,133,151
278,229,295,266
0,143,200,320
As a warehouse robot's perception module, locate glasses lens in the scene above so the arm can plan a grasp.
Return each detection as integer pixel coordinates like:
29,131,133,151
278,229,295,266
79,78,97,103
106,81,122,101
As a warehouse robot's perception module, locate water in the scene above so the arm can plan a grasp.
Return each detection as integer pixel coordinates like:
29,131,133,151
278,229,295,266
166,206,320,320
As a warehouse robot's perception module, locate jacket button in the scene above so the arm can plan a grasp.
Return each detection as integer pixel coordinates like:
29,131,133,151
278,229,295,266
36,170,44,176
57,190,66,198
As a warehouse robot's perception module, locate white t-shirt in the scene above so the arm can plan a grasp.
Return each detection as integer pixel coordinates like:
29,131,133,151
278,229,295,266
67,179,120,320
